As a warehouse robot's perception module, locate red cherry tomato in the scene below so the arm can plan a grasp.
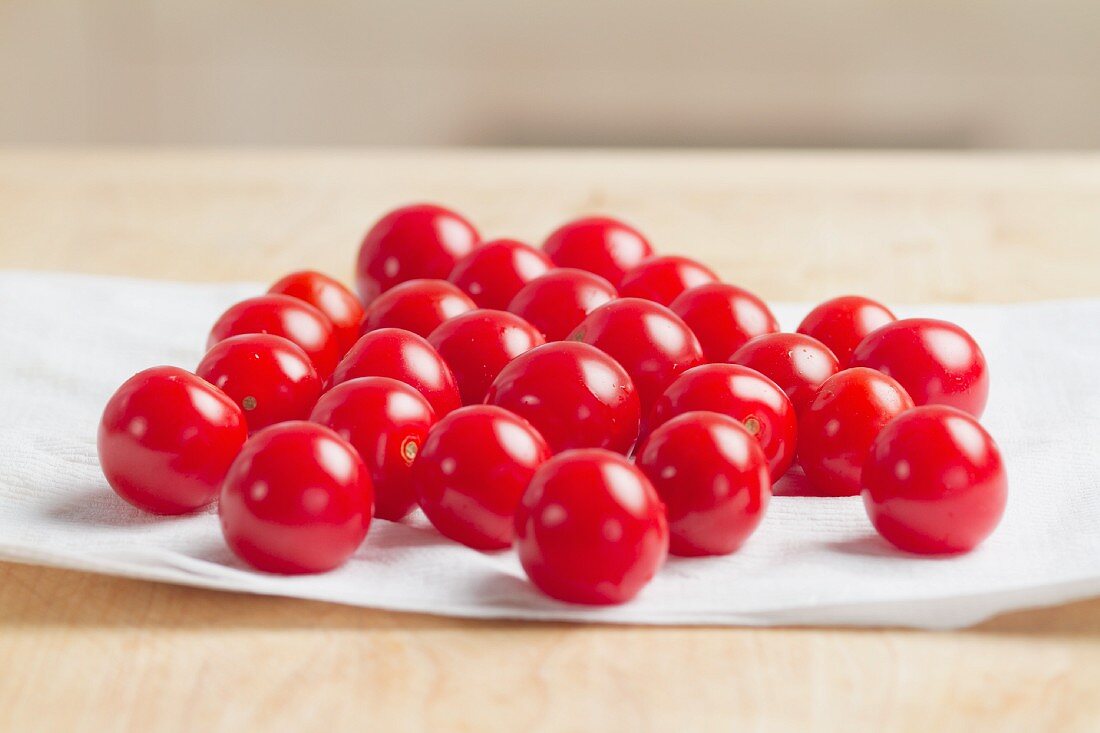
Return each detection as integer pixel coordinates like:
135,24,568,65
797,368,914,497
797,295,896,369
98,366,247,514
310,377,435,522
361,278,477,338
356,203,480,303
541,215,653,285
569,298,704,419
412,405,550,550
485,341,640,455
268,270,365,355
428,310,545,405
729,332,840,414
514,449,669,605
618,255,719,306
208,294,341,379
636,411,770,556
850,318,989,418
649,364,797,480
862,406,1007,554
196,334,321,434
448,238,554,310
219,422,373,573
670,282,780,363
331,328,461,418
506,268,618,342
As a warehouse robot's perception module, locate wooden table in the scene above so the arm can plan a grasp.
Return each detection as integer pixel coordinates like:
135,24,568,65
2,149,1099,732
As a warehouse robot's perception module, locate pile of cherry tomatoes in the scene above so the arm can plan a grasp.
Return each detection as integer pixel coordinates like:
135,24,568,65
98,204,1008,605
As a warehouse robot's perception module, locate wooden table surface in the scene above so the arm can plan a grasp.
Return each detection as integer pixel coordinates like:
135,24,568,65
1,149,1099,732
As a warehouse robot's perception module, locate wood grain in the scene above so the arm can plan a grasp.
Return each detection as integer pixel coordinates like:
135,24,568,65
1,149,1098,732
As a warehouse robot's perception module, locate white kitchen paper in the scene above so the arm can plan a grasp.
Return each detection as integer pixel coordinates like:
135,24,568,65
1,270,1097,628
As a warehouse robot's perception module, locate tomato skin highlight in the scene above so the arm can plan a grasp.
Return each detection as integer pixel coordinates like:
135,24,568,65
507,268,617,342
636,411,771,557
797,367,914,497
356,204,480,304
850,318,989,418
219,421,373,574
98,366,248,515
310,376,435,522
541,216,653,285
514,449,669,605
412,405,551,550
862,405,1007,554
486,341,641,455
268,270,365,355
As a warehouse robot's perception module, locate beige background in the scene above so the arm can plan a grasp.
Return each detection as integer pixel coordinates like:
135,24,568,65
3,0,1100,148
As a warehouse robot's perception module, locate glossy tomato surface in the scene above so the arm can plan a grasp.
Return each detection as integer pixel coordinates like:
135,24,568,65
851,318,989,417
862,406,1007,554
207,294,341,379
514,449,669,605
268,270,365,355
356,203,480,303
428,309,545,405
797,295,896,368
797,368,914,497
310,377,434,522
219,422,373,573
636,411,770,556
649,363,797,480
485,341,640,454
569,298,704,419
360,278,476,338
506,268,618,342
196,334,321,434
412,405,550,550
448,238,554,310
670,282,780,363
331,328,461,418
98,366,247,514
618,255,719,306
541,216,653,285
729,332,840,414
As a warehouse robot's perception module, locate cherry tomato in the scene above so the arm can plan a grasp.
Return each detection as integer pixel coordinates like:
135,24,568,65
310,377,434,522
208,294,341,379
356,203,480,303
331,328,461,418
797,368,914,497
219,422,373,573
268,270,365,355
196,334,321,434
98,366,247,514
669,282,780,363
412,405,550,550
797,295,896,369
506,268,618,342
514,449,669,605
618,255,719,306
729,332,840,414
569,298,704,419
636,411,770,556
485,341,640,454
862,406,1007,554
360,278,476,338
850,318,989,417
447,238,554,310
428,310,545,405
649,364,797,480
541,215,653,285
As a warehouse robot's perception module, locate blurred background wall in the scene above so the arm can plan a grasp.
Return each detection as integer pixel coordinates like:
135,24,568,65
2,0,1098,148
